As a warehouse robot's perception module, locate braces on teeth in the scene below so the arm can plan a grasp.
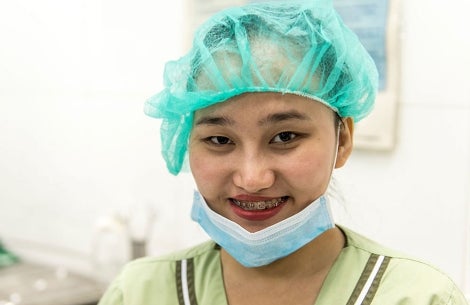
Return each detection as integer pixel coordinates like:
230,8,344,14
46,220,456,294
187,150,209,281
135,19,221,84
232,197,287,211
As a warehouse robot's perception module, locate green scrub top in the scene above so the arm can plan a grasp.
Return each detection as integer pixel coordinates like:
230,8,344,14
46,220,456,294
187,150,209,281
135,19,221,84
97,227,468,305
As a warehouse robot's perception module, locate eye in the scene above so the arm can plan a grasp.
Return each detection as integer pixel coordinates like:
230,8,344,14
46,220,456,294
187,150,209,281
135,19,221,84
271,132,297,143
206,136,233,145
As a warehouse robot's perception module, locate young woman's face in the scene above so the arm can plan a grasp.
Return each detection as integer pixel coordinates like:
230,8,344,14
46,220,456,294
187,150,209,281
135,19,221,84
189,92,352,232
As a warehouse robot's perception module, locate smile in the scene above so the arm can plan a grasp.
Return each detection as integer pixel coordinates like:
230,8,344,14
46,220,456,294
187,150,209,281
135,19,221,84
231,196,288,211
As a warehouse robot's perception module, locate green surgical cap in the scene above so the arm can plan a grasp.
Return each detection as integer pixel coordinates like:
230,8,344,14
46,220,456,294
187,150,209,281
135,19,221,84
145,0,379,175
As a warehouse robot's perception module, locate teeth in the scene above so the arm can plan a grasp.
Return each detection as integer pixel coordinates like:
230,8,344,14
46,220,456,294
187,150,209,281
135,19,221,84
232,197,286,211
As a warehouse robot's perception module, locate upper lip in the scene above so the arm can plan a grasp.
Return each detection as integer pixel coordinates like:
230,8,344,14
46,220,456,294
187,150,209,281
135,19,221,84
231,194,285,201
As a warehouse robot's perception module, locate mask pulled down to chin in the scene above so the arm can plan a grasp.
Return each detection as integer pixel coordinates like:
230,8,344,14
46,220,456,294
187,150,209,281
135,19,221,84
190,190,334,268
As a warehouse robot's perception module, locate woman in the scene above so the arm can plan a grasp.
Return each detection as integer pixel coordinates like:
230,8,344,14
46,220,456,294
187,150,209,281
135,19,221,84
98,0,468,304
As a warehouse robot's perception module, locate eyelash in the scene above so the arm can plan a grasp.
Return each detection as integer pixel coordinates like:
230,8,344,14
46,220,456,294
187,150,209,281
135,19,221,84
203,131,298,146
270,131,297,144
205,136,233,145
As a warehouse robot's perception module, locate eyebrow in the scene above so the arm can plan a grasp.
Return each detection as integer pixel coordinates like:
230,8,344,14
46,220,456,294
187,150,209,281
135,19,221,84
194,110,311,127
258,110,311,125
194,115,235,126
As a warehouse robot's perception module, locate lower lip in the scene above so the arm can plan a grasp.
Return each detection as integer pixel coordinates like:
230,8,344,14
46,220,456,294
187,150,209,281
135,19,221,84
230,201,286,221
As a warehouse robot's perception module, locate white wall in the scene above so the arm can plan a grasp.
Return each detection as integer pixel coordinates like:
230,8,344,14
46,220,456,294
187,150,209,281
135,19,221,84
0,0,469,296
334,0,470,295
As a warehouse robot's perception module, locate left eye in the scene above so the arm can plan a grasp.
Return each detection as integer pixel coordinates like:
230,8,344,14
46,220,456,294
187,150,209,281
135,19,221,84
208,136,232,145
271,132,297,143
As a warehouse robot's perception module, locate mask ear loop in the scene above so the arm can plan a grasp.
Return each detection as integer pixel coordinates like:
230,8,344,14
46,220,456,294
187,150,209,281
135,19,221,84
332,117,342,169
323,117,343,226
324,117,343,214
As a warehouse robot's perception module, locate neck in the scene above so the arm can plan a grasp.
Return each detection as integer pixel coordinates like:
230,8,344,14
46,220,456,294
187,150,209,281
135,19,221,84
221,226,345,279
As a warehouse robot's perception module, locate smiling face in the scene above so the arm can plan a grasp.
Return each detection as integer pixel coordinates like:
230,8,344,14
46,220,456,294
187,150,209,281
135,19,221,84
189,92,353,232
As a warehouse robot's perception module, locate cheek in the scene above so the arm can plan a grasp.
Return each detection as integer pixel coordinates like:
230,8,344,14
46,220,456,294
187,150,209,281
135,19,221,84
281,148,334,189
189,153,209,184
189,150,226,193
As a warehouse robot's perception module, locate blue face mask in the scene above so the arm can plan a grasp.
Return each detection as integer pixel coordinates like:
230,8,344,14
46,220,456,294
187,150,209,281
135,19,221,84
191,190,335,268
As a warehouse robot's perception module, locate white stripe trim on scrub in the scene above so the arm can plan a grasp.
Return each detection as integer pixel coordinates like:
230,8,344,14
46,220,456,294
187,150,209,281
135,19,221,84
353,255,386,305
180,259,192,305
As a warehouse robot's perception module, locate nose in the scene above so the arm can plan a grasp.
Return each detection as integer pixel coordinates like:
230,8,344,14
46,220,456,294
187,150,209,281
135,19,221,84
232,153,275,193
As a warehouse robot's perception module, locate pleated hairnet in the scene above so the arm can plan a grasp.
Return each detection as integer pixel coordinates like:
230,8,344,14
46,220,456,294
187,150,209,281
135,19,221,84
145,0,379,175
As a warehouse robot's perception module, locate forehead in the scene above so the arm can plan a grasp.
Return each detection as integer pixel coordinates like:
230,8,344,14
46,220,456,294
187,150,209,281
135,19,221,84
193,92,335,120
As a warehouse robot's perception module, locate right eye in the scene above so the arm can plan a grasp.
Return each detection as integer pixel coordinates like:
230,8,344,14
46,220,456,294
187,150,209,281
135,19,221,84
205,136,233,145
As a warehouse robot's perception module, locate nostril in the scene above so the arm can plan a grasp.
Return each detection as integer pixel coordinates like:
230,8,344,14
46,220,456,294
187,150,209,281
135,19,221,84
233,171,275,193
